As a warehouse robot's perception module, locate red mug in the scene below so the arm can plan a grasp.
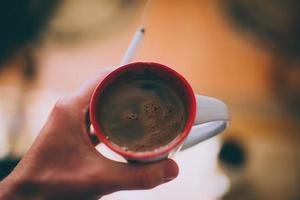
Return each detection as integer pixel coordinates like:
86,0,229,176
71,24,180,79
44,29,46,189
90,62,229,163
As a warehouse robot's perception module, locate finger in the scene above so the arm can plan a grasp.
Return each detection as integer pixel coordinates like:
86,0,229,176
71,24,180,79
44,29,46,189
99,159,179,193
85,108,100,146
62,68,114,147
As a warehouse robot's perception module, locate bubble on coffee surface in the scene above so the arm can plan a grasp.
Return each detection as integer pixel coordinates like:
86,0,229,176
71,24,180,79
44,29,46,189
142,101,162,117
126,112,139,120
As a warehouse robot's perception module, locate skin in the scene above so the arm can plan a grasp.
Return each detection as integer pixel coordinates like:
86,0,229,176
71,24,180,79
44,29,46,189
0,69,179,200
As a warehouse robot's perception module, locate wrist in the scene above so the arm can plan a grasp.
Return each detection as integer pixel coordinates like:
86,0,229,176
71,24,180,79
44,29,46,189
0,175,41,200
0,177,16,200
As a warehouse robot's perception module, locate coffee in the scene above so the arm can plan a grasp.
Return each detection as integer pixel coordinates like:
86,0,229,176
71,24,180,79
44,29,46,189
96,73,187,152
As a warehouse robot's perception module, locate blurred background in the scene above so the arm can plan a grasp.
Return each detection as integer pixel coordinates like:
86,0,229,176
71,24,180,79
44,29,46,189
0,0,299,199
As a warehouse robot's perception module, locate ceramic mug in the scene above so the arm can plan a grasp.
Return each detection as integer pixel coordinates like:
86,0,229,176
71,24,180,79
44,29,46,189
90,62,229,163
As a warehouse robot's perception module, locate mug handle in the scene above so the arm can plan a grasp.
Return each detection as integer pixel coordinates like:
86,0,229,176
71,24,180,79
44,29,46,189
181,95,230,150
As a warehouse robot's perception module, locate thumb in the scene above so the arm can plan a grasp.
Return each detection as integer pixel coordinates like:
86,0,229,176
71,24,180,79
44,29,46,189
101,159,179,193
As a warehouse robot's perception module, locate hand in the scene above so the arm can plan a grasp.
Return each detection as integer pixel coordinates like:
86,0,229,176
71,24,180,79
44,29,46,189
0,69,179,200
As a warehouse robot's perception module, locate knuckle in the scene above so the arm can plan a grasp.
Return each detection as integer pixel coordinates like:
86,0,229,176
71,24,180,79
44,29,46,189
53,99,67,112
66,91,87,110
137,170,161,189
52,96,72,115
70,93,86,108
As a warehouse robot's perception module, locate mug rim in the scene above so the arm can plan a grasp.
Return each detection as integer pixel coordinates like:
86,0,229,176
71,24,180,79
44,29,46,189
90,62,196,159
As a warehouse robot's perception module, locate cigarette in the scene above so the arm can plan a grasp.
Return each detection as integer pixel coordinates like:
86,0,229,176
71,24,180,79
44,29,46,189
120,27,145,65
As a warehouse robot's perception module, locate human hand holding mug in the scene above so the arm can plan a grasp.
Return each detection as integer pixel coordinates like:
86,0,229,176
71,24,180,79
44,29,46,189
90,62,230,163
0,68,179,200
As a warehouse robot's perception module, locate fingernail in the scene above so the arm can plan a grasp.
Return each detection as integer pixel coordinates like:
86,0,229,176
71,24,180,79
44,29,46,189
163,160,179,182
163,177,175,183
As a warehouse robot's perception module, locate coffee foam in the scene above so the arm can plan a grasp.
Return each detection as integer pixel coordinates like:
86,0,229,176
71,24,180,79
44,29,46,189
97,79,187,152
